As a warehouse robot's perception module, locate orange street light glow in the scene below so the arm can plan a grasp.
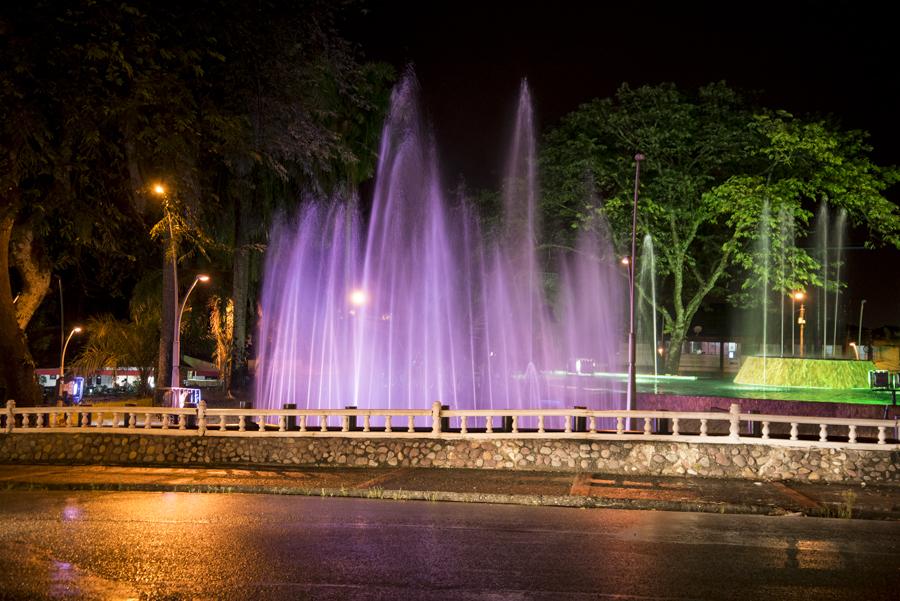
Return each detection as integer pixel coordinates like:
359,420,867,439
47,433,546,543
349,289,368,307
152,183,166,195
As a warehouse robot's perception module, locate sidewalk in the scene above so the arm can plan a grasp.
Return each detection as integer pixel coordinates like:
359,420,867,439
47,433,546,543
1,463,897,520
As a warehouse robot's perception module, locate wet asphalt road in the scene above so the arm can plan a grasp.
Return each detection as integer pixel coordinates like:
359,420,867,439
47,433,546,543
0,491,897,600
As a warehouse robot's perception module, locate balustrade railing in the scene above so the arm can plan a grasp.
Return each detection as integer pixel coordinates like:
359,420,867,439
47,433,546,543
2,400,897,450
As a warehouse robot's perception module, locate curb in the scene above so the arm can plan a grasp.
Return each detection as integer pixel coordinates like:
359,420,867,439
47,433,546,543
1,479,798,517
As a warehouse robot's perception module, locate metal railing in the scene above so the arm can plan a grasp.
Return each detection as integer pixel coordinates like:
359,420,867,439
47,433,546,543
3,400,898,450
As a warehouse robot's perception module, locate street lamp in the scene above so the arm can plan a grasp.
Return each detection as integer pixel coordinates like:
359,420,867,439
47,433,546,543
626,153,645,418
349,289,368,307
171,274,210,389
857,299,867,348
793,291,806,357
59,326,82,400
151,182,181,393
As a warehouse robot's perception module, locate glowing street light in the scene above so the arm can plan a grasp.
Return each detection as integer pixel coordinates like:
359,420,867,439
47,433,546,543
349,289,368,307
171,274,210,390
790,291,804,356
151,182,184,394
58,326,82,401
59,327,82,379
793,291,807,357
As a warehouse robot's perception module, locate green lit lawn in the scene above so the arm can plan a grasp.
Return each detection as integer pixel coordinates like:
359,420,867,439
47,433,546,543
637,376,894,405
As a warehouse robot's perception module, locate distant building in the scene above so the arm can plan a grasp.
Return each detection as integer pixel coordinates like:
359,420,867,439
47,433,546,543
35,368,154,391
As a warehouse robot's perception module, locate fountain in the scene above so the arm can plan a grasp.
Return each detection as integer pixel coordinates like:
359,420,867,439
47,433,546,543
254,73,624,417
637,234,658,381
734,203,871,389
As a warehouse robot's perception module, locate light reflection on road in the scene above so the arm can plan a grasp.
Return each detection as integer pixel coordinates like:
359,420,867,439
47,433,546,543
0,490,895,600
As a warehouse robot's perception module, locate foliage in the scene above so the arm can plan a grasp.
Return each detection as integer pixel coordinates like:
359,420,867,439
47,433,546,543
72,310,159,395
541,82,900,371
208,295,234,390
0,0,394,397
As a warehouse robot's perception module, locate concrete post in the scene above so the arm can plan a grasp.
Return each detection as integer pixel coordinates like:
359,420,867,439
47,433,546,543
431,401,442,434
198,400,207,436
729,403,741,440
5,400,14,433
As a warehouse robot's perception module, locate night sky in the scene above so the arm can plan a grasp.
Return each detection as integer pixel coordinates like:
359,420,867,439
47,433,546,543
348,0,900,329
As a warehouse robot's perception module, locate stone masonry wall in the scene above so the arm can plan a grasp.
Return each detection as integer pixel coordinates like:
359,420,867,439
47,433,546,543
1,433,897,483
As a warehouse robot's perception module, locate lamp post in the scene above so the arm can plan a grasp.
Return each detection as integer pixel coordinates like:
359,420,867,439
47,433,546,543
794,291,806,357
151,183,182,393
172,274,210,389
59,326,82,400
857,299,867,349
626,153,644,417
349,289,368,309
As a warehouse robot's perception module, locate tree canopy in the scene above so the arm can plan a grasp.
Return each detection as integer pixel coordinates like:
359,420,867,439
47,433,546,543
541,82,900,371
0,0,393,403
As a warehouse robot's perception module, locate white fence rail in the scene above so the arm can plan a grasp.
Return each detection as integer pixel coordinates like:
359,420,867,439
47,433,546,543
2,400,898,450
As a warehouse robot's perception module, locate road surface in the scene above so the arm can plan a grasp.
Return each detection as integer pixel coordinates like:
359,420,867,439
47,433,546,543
0,490,896,600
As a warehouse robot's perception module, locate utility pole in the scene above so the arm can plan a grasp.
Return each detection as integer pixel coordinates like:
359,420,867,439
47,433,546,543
626,153,645,419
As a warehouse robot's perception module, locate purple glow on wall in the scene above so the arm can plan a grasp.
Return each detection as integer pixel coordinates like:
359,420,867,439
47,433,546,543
255,73,624,415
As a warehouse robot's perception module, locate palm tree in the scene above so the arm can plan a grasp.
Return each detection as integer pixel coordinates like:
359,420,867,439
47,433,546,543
73,311,159,396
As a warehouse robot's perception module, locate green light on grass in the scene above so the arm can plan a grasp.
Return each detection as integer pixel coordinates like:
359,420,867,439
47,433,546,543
531,371,698,381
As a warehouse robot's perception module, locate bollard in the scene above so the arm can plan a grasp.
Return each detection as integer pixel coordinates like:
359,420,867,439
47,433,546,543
284,403,297,430
5,400,14,433
431,401,442,433
728,403,741,440
80,403,92,427
197,400,207,435
572,406,587,432
345,406,357,431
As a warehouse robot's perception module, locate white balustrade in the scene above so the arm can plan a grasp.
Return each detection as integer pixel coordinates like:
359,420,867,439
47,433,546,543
1,400,896,451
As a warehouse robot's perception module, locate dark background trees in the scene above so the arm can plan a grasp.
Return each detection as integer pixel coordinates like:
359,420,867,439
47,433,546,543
541,83,900,372
2,0,898,401
0,0,392,404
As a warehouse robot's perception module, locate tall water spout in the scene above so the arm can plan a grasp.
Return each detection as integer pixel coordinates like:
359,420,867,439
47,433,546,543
255,73,624,417
831,209,847,354
638,234,658,382
757,199,771,383
817,203,829,357
777,206,795,357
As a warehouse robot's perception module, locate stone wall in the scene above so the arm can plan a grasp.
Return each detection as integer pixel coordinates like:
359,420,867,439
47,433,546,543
1,433,897,483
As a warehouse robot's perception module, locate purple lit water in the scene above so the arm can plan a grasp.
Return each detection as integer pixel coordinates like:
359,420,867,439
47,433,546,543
255,75,624,417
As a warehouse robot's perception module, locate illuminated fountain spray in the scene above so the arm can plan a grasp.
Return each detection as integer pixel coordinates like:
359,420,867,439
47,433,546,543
255,73,624,417
637,234,658,383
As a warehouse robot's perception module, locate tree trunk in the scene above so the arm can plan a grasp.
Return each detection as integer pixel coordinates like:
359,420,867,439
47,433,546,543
0,211,40,405
10,219,51,329
123,114,147,214
664,316,689,375
230,194,251,393
156,247,176,399
138,367,151,396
